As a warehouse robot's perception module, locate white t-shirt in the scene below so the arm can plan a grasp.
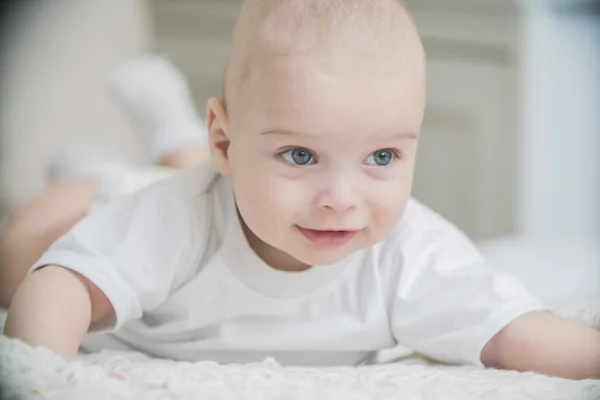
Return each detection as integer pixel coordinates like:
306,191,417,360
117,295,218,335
31,161,547,367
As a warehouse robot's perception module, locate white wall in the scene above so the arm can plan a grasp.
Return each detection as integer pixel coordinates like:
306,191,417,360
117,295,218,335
0,0,150,215
518,1,600,238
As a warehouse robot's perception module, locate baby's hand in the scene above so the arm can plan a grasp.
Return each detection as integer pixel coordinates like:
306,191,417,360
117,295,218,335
482,311,600,380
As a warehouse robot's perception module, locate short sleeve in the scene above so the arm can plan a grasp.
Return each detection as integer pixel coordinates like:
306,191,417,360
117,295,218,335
30,184,199,332
389,203,549,367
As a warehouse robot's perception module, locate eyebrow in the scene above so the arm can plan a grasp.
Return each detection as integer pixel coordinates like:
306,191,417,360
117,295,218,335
261,129,318,137
260,129,418,140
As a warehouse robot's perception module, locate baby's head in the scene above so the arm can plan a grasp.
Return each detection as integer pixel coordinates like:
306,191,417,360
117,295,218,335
207,0,426,270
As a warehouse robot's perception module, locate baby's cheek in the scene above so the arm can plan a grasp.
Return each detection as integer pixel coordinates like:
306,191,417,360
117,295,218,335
237,175,293,225
373,198,407,232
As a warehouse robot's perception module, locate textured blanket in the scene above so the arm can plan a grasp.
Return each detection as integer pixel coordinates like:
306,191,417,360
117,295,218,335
1,303,600,400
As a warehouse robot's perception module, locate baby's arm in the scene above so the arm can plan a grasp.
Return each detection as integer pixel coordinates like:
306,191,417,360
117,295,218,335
3,174,202,359
389,199,600,380
482,310,600,380
4,265,113,358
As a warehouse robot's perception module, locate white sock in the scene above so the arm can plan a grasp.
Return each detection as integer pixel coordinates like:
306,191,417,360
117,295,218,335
107,55,208,162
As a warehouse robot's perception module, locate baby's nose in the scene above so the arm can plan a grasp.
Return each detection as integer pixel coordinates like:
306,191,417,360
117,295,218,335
314,177,360,212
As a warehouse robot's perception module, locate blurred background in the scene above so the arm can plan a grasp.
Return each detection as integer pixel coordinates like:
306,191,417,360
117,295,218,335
0,0,598,245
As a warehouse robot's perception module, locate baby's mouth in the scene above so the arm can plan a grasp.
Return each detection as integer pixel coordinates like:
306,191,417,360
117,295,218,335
296,226,358,247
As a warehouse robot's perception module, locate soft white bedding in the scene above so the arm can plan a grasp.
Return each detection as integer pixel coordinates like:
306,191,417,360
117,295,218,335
1,301,600,400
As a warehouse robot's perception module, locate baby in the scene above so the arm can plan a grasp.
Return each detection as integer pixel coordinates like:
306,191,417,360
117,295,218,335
3,0,600,380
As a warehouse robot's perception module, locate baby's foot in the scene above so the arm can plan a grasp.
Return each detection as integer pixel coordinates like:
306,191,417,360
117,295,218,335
107,55,208,162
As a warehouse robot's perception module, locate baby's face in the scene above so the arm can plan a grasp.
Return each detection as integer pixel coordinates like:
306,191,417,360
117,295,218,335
218,54,425,269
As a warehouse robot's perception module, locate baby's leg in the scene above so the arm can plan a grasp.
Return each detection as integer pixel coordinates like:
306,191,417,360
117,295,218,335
0,180,97,307
0,142,209,307
157,144,210,170
1,56,208,306
0,146,134,308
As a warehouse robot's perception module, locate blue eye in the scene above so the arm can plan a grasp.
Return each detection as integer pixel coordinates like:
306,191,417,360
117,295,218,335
281,147,316,166
365,149,396,166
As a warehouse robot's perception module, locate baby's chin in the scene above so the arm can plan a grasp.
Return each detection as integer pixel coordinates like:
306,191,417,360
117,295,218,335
288,245,357,267
285,232,382,267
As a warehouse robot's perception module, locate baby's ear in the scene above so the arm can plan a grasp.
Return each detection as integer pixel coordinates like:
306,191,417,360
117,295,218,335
206,98,231,175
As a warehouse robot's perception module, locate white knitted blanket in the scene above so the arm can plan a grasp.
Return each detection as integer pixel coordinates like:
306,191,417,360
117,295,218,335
1,303,600,400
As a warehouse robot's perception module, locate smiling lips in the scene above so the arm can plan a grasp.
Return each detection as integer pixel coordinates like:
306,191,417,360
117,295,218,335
297,226,358,246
